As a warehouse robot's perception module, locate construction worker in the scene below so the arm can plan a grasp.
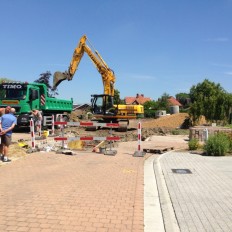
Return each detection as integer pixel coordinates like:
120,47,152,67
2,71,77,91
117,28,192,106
31,109,42,133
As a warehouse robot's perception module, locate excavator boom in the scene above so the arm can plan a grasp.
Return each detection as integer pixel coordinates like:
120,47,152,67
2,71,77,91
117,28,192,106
53,35,115,97
53,35,87,89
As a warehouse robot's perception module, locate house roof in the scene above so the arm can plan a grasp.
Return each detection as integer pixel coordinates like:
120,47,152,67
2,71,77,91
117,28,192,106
73,103,91,110
125,94,152,105
168,96,182,106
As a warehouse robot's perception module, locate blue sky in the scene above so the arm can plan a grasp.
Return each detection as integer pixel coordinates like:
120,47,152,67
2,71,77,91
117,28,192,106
1,0,232,104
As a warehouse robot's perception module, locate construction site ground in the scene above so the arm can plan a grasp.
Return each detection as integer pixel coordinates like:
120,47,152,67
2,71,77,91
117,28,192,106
6,113,190,161
1,113,232,232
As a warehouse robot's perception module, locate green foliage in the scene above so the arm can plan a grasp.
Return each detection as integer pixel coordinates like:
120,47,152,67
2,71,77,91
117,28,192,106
176,92,191,108
171,129,180,135
188,138,199,150
225,133,232,152
144,110,155,118
157,92,170,112
189,79,231,124
0,78,16,98
34,71,58,97
0,77,15,82
204,133,230,156
114,89,124,104
143,100,158,118
171,129,189,135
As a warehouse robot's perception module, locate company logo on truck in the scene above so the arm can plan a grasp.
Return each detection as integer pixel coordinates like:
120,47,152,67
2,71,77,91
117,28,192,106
2,84,23,89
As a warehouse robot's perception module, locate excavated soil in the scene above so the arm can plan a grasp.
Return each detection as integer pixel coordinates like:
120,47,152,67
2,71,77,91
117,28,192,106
63,113,192,145
2,113,193,163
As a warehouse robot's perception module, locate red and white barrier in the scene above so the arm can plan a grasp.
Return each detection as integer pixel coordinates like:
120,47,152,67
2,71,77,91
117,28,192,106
137,121,142,151
30,119,36,149
38,120,42,137
54,136,120,142
54,121,119,128
51,115,55,135
133,121,145,157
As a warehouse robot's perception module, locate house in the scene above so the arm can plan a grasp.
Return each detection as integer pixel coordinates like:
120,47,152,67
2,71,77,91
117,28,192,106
167,96,182,107
125,94,152,105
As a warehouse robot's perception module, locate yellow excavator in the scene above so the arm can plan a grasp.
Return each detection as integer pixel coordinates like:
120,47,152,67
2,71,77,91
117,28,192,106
53,35,144,131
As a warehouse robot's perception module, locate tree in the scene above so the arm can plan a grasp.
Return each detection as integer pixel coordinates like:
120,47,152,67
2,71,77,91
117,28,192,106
189,79,231,124
0,78,15,98
157,92,170,112
176,92,191,108
114,89,124,104
143,100,158,118
34,71,58,97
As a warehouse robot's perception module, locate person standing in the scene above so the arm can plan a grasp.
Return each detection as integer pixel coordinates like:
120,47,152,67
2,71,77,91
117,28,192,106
10,107,16,115
31,109,42,133
0,106,17,162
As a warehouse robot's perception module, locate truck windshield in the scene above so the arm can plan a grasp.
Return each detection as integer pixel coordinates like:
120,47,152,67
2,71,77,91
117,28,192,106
0,89,27,100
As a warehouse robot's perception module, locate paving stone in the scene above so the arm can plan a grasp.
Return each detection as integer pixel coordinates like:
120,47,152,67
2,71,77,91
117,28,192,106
160,151,232,232
0,143,144,232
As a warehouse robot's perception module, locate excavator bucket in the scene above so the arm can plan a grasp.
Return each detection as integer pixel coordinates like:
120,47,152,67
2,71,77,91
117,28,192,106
53,71,68,89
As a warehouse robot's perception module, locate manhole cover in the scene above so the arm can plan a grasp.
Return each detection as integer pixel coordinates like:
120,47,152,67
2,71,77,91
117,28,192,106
172,169,192,174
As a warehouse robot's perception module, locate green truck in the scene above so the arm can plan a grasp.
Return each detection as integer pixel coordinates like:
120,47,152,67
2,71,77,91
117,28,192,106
0,82,73,127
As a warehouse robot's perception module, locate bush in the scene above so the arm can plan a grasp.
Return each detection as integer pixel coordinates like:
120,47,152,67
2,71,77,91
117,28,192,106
171,129,180,135
226,133,232,151
171,129,189,135
204,133,230,156
188,138,199,150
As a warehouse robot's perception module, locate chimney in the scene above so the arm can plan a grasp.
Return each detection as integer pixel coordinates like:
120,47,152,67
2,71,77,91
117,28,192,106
141,94,144,97
136,93,139,98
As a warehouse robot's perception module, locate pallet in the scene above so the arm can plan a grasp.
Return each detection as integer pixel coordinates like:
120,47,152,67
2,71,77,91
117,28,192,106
143,146,174,154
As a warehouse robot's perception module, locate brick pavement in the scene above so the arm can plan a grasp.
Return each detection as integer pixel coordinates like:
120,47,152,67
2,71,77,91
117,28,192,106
0,141,144,232
159,151,232,232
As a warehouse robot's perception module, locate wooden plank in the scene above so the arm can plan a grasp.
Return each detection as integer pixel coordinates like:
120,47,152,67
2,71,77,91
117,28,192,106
143,147,174,154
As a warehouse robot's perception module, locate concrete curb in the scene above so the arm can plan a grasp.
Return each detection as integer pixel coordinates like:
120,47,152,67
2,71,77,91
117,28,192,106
155,152,180,232
144,155,165,232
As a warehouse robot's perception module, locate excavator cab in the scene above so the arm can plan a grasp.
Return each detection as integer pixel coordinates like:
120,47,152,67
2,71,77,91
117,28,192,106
91,94,118,116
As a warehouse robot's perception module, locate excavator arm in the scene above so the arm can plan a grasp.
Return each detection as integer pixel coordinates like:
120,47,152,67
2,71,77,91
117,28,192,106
53,34,144,130
53,35,115,96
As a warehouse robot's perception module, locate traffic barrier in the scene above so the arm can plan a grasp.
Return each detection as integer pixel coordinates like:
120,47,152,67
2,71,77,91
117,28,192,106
37,120,42,137
54,121,120,154
43,115,55,136
133,121,145,157
54,121,119,128
28,118,59,152
54,136,120,142
29,118,120,154
30,119,36,149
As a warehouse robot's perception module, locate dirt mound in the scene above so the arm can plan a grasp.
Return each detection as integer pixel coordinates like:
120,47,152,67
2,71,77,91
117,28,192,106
141,113,189,129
